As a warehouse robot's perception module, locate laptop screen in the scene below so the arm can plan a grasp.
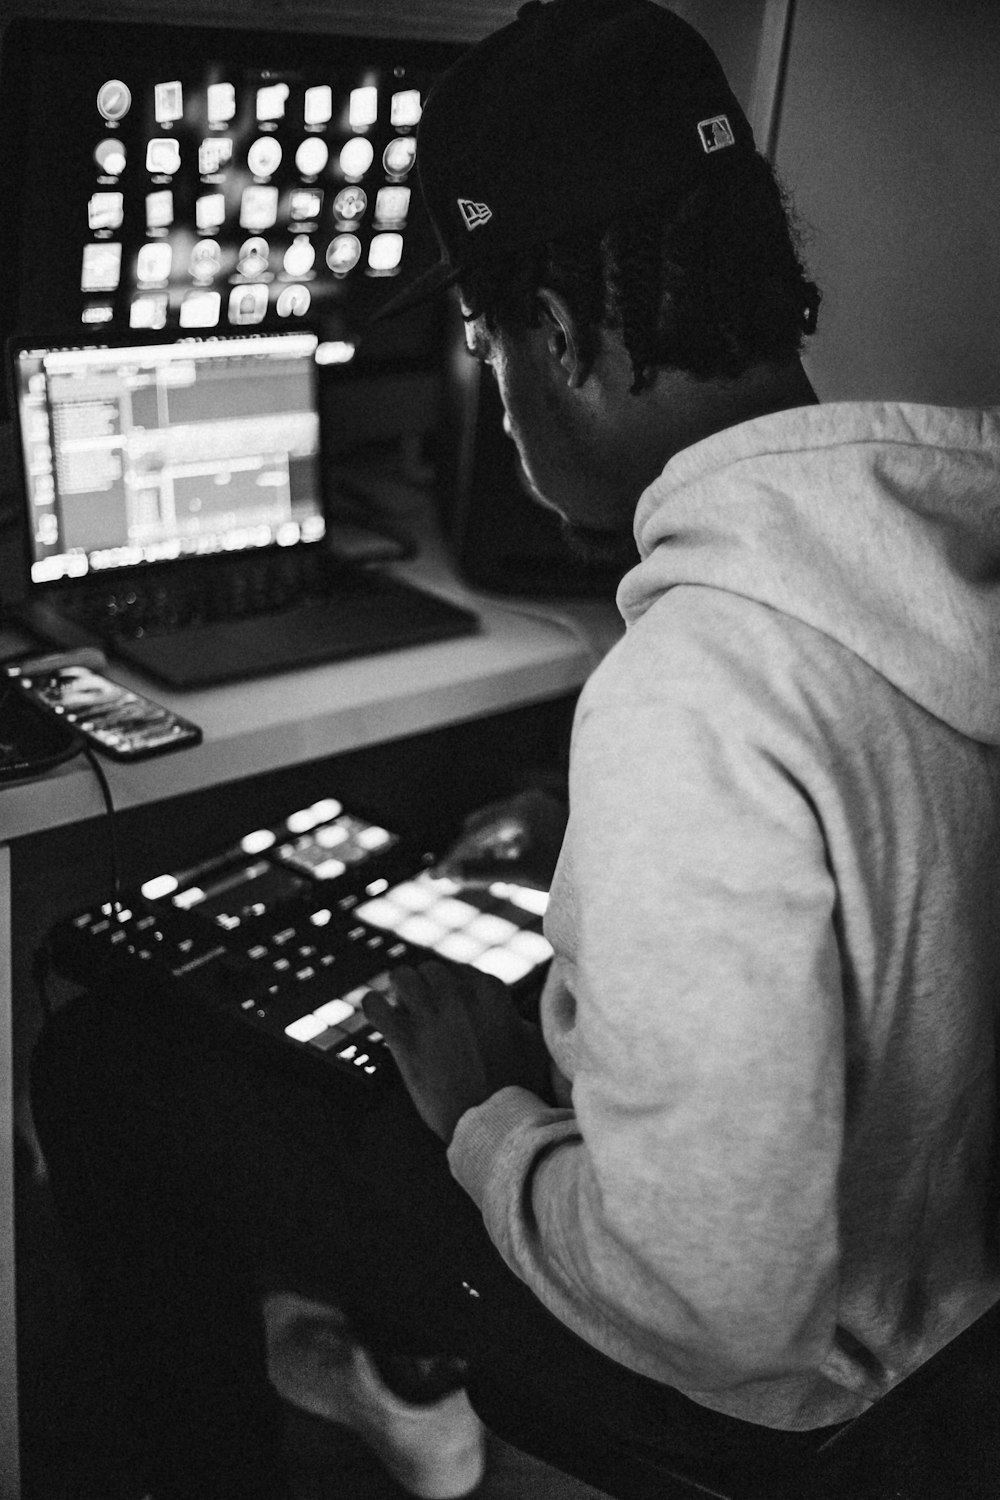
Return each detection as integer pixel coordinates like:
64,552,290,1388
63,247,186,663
12,330,325,586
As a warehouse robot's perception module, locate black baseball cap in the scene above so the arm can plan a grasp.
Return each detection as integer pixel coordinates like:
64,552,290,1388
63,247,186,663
376,0,756,320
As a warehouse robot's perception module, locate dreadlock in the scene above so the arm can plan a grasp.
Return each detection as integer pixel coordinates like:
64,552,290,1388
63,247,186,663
460,153,821,392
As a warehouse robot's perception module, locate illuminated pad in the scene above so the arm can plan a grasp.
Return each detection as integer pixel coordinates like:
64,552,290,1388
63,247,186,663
490,882,549,918
284,977,381,1053
275,811,399,879
388,880,441,913
285,1013,328,1043
355,873,553,986
434,931,489,964
353,897,407,929
465,913,519,947
508,930,555,963
312,998,356,1029
397,914,450,948
472,948,535,985
433,897,481,928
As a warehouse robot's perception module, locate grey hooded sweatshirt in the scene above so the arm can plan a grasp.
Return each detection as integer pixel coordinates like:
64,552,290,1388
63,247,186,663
448,401,1000,1429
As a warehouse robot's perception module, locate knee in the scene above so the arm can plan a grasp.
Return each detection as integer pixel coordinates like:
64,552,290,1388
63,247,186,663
28,989,134,1160
261,1291,357,1420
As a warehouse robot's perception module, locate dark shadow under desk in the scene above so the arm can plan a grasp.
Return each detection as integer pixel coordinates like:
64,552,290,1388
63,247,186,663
1,553,622,1499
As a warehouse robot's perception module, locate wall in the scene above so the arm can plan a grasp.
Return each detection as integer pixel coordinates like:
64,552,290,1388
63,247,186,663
774,0,1000,405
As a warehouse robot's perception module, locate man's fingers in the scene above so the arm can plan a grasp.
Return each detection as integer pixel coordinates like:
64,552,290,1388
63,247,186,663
390,963,446,1016
362,963,444,1031
362,986,406,1035
363,959,505,1038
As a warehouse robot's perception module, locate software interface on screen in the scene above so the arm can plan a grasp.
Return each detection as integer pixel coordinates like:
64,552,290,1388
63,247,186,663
14,333,325,583
0,20,459,348
80,72,419,334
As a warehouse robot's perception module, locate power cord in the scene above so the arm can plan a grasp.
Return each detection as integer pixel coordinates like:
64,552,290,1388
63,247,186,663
31,743,123,1018
80,743,123,910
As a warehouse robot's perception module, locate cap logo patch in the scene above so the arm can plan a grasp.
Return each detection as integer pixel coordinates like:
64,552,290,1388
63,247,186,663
697,115,736,153
458,198,493,231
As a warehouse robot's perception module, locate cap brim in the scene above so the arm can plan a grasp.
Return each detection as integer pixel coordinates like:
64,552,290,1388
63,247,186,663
367,258,461,324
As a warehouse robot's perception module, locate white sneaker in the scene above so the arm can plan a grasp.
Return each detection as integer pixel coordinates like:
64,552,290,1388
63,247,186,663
262,1291,485,1499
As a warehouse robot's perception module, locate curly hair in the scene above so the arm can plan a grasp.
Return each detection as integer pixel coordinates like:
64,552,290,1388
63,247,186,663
459,153,821,393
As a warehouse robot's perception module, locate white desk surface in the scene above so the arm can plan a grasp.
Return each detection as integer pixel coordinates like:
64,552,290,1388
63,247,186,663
0,515,623,842
0,501,622,1499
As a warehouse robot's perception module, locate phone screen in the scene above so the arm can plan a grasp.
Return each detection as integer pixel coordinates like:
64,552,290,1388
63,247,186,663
16,665,201,759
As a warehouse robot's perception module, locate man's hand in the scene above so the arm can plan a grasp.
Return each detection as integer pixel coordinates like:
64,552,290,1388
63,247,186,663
362,961,552,1142
432,787,568,890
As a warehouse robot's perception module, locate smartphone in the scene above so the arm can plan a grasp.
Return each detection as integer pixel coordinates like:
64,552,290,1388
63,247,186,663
5,653,202,761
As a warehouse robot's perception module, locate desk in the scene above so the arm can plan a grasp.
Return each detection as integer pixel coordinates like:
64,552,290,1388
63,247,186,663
0,518,622,1499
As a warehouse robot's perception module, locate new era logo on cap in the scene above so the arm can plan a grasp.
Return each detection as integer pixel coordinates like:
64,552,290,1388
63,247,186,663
458,197,493,230
697,115,735,153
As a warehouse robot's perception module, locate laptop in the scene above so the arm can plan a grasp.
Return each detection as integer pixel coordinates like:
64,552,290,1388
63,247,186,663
6,329,478,689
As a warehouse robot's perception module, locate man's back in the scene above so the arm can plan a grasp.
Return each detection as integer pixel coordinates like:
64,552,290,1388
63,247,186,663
450,400,1000,1427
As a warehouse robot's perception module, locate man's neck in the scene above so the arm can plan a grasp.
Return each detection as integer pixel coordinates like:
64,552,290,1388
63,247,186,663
691,358,820,439
624,358,819,486
755,359,819,415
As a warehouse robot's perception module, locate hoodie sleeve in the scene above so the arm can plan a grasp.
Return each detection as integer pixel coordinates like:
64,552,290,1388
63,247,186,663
448,601,846,1396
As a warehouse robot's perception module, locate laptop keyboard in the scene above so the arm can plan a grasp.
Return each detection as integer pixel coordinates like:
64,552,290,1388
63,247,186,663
44,793,552,1090
56,549,367,641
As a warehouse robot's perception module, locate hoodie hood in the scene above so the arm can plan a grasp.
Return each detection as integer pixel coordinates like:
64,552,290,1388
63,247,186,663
618,402,1000,744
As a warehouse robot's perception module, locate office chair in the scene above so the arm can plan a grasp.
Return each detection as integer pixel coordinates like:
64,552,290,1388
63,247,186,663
470,1296,1000,1500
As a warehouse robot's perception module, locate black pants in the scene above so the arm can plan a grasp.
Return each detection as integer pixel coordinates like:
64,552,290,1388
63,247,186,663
30,990,844,1500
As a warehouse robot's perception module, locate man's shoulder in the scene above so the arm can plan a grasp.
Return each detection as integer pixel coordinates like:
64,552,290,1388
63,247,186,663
591,585,801,691
580,583,887,746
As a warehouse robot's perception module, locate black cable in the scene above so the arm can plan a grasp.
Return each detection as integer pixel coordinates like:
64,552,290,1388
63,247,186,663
30,739,124,1019
81,743,123,910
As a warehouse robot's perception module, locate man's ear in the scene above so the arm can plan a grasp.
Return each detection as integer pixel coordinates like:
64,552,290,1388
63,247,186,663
535,287,591,389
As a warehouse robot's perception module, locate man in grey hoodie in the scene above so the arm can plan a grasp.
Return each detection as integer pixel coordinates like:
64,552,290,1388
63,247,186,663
364,0,1000,1431
31,2,1000,1497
